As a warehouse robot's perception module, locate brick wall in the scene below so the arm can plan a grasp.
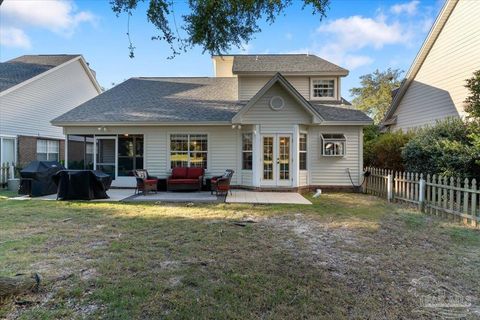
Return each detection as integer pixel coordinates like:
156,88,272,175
17,135,65,168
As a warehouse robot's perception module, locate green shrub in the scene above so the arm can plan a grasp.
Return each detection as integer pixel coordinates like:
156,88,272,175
364,127,413,171
401,118,480,177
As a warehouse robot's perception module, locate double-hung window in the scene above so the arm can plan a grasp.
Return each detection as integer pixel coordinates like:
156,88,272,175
242,133,253,170
311,79,335,99
118,135,144,176
299,133,307,170
321,134,346,156
37,139,59,161
170,134,208,169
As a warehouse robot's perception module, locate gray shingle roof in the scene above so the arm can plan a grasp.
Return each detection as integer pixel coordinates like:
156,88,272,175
230,54,348,75
52,77,242,123
0,54,80,92
311,103,372,122
53,76,371,124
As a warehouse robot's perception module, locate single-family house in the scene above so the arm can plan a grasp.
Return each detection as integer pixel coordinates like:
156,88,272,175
0,54,102,167
52,54,372,190
382,0,480,131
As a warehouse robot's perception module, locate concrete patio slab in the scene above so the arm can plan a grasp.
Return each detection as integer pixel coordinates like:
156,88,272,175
226,190,312,205
124,191,220,203
9,188,135,202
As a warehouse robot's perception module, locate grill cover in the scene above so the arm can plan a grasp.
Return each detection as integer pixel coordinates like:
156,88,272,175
19,161,65,197
53,170,112,200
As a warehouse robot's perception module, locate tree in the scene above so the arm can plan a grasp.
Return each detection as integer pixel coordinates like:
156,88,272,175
401,118,480,178
350,69,403,124
464,70,480,120
110,0,330,58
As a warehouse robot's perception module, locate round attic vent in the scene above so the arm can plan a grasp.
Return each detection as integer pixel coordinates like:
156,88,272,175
269,96,285,111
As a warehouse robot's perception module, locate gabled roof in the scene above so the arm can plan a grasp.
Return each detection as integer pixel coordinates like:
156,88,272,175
53,74,372,126
232,72,321,123
0,54,102,94
382,0,458,124
52,77,243,125
224,54,348,76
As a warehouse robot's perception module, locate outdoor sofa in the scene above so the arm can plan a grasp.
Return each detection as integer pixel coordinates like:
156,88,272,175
167,167,204,191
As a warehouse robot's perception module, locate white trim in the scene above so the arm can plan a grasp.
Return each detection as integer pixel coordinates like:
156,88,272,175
310,77,337,101
252,125,261,187
167,133,210,173
53,121,232,127
260,133,293,187
320,133,347,157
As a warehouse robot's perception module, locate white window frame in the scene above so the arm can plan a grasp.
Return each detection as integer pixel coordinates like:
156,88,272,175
37,139,59,161
168,133,209,169
310,78,337,100
0,135,17,165
299,132,307,171
320,133,346,157
241,132,253,170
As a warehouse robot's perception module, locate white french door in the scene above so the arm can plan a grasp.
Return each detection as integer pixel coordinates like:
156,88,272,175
94,136,117,180
261,134,292,187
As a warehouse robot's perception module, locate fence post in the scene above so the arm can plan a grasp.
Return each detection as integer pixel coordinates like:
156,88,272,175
419,177,426,212
387,173,393,202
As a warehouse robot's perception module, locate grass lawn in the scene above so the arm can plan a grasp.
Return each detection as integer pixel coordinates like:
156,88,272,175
1,191,479,319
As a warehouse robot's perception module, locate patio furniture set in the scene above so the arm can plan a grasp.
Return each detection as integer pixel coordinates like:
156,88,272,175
134,167,234,196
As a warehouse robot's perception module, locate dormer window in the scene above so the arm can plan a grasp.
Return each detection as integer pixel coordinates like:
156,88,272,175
311,78,336,100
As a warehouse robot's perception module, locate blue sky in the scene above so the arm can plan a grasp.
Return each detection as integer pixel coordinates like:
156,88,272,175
0,0,443,99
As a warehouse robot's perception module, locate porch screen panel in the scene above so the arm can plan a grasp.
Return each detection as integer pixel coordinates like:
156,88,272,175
118,135,144,176
170,134,207,169
67,135,94,170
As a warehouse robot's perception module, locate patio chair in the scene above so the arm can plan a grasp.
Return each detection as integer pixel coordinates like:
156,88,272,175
133,169,158,195
211,169,234,196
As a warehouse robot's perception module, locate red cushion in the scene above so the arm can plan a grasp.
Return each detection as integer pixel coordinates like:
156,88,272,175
171,167,187,179
187,168,204,179
144,179,157,184
168,179,198,184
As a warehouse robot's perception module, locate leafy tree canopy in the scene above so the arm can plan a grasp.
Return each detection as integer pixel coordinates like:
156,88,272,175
110,0,330,58
350,69,403,124
464,69,480,120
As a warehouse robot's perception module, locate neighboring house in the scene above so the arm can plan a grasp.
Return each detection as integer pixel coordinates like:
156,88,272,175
382,0,480,131
52,54,372,189
0,54,102,167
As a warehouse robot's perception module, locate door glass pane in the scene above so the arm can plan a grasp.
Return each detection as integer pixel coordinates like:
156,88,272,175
263,137,273,180
279,136,290,180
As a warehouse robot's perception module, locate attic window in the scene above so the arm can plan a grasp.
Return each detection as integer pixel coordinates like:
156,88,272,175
320,133,346,156
311,78,336,100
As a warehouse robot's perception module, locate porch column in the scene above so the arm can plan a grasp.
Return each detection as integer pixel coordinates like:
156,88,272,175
252,124,261,187
292,125,299,188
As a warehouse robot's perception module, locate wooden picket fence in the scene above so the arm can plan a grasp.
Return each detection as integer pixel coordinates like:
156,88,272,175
364,167,479,228
0,162,15,188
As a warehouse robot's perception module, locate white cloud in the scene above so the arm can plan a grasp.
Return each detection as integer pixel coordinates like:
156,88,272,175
0,27,31,49
390,1,420,16
1,0,96,36
344,55,374,69
317,15,409,50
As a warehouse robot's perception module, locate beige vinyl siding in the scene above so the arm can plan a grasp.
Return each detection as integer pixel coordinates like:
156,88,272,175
240,171,253,186
299,171,308,186
238,76,310,100
392,0,480,131
240,83,312,125
64,126,242,185
0,60,99,139
307,126,362,186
